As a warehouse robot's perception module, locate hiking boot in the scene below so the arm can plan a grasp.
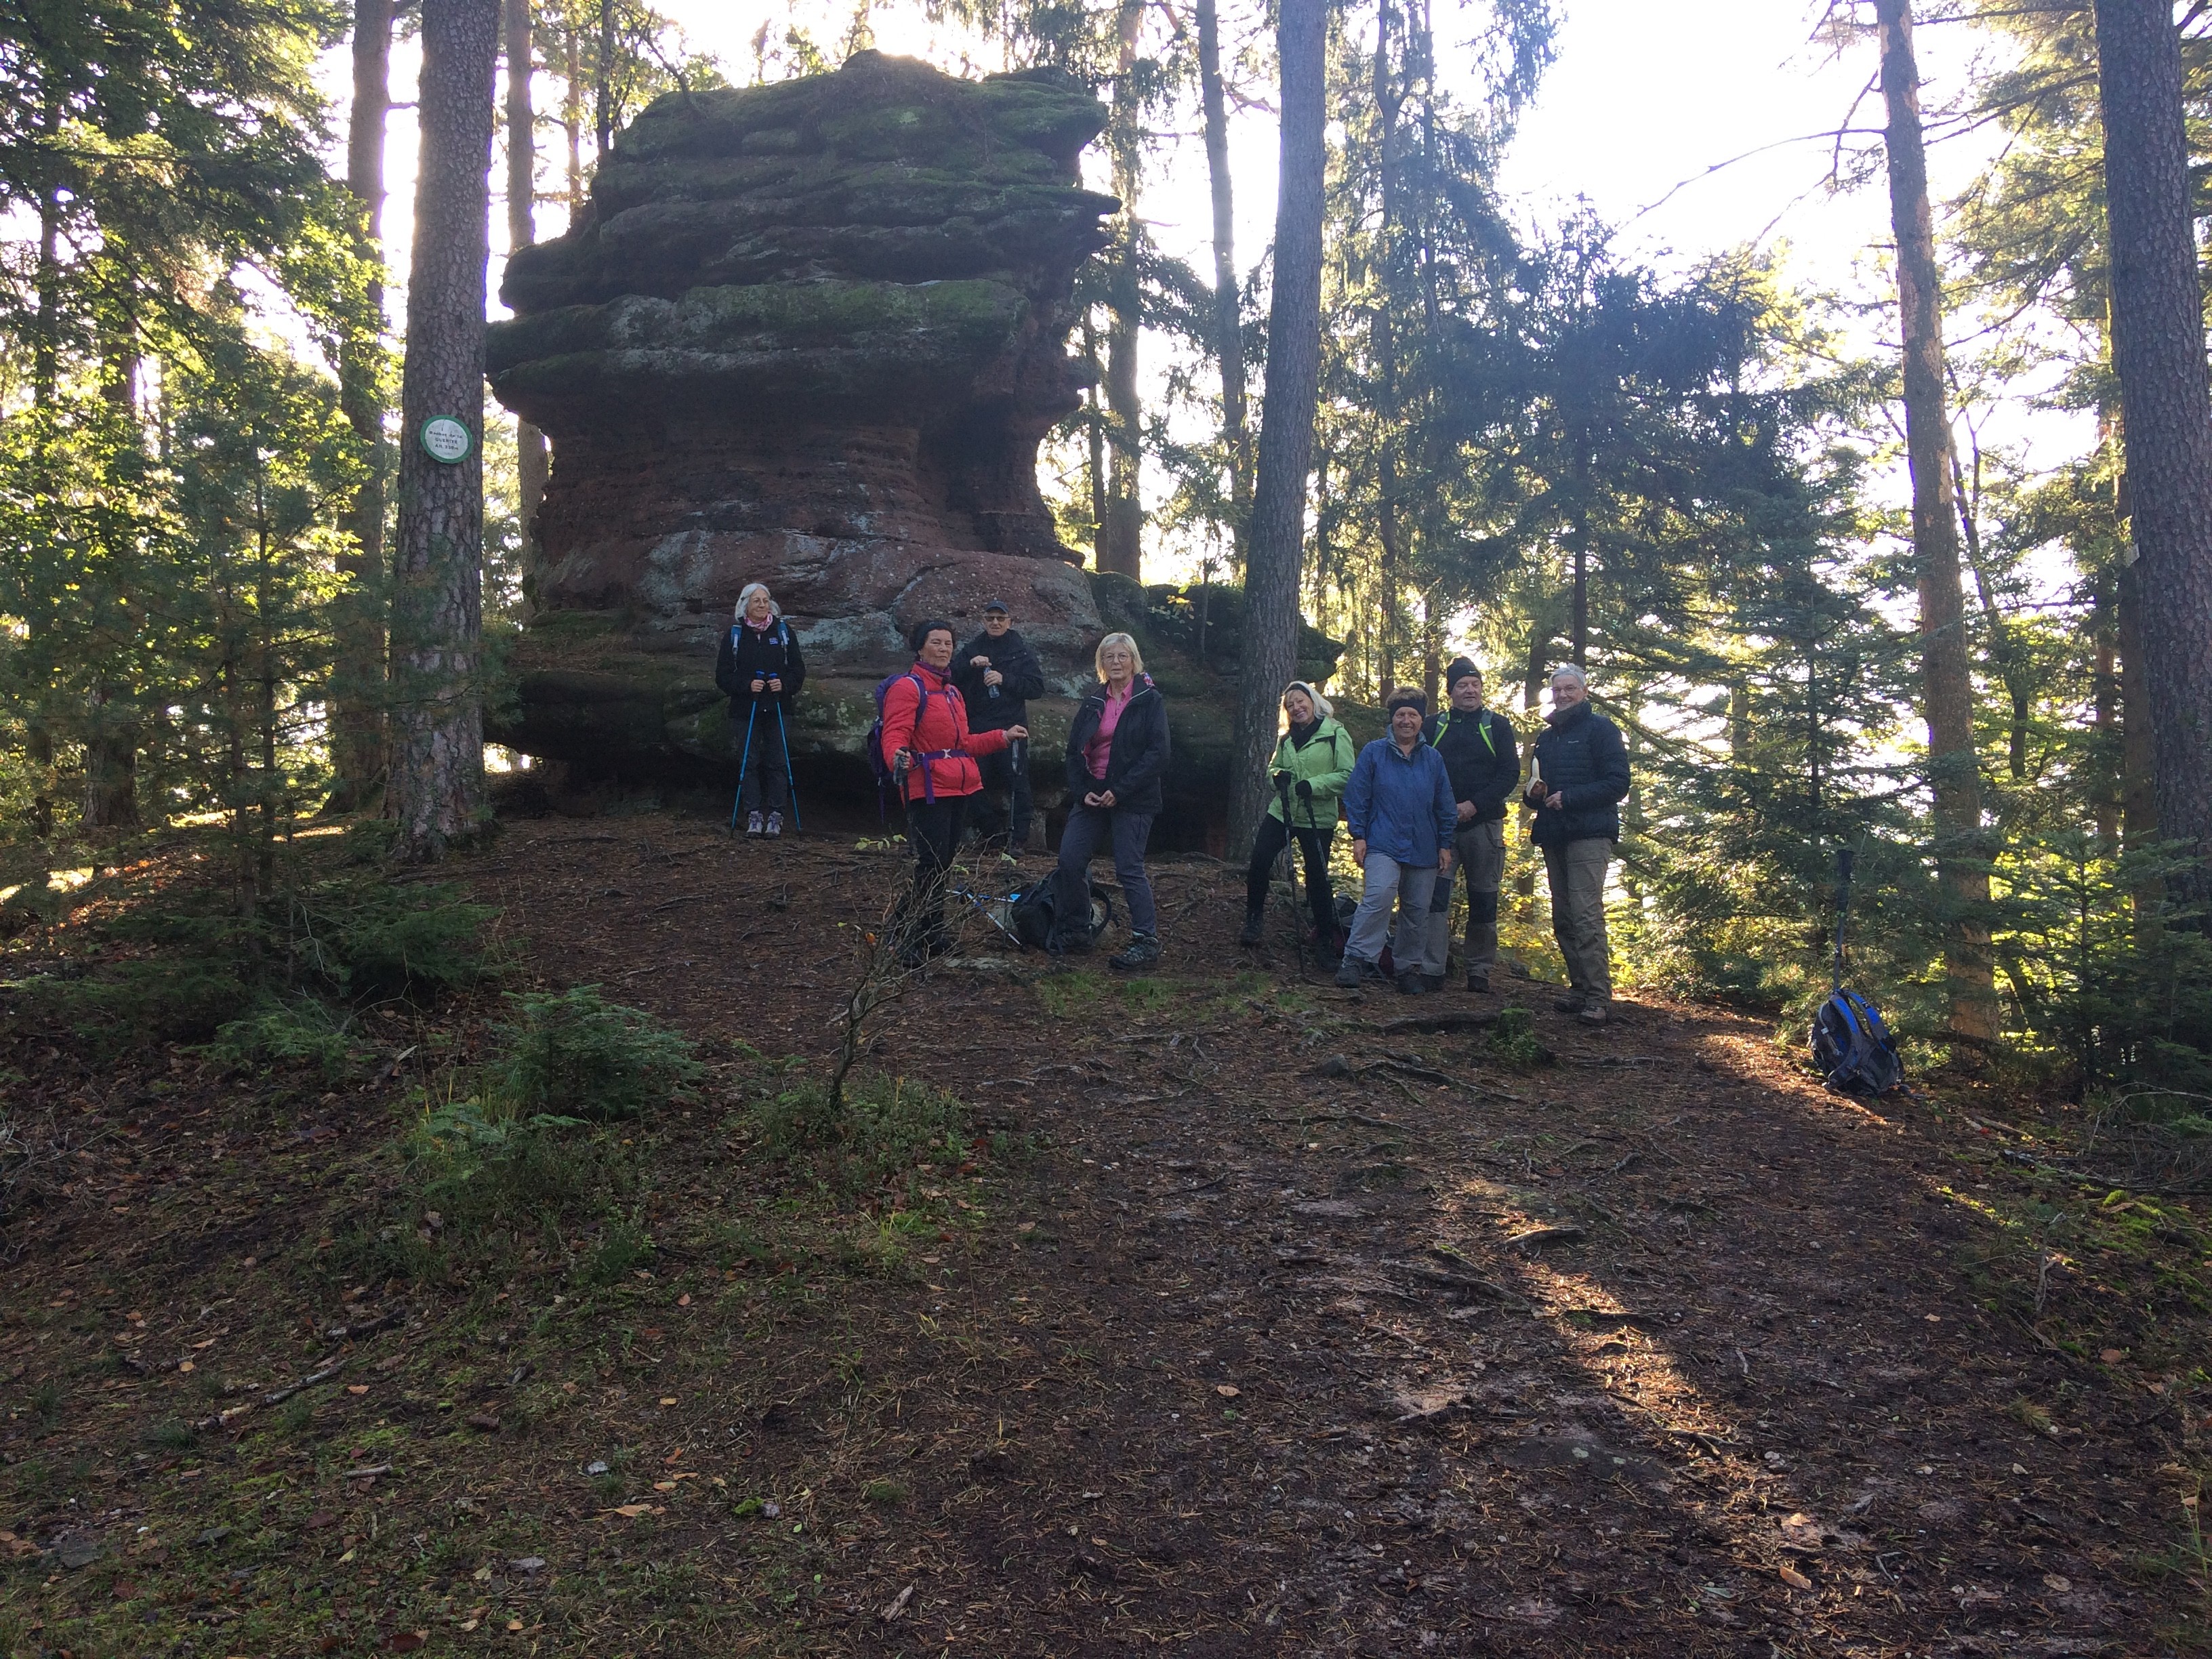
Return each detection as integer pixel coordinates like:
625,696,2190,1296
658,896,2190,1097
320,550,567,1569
764,811,783,838
1551,991,1587,1014
1238,911,1265,947
1395,970,1427,996
1335,958,1366,989
1422,973,1446,993
1465,972,1492,994
745,811,765,838
1578,1000,1612,1026
1109,932,1162,972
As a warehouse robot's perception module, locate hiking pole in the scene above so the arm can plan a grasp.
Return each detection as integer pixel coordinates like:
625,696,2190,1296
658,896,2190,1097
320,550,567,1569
1274,773,1305,977
775,701,803,832
729,700,759,834
1831,846,1856,994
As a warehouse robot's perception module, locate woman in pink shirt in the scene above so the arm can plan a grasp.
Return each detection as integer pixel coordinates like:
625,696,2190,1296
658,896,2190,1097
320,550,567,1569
1059,632,1170,970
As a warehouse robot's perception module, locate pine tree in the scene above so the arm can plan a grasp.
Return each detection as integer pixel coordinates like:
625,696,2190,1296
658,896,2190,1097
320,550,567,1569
387,0,500,861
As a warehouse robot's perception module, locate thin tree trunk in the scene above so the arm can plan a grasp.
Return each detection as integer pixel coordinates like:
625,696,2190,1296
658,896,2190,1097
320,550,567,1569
2094,0,2212,916
1226,0,1326,854
595,0,615,160
331,0,395,811
2118,558,2159,847
33,97,62,408
563,31,585,217
504,0,548,605
387,0,499,862
1097,0,1146,581
1876,0,1998,1044
1195,0,1248,546
83,319,142,830
2092,565,2119,842
1950,446,2031,780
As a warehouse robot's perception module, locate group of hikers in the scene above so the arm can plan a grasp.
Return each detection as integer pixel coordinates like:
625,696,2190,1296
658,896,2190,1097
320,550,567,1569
718,590,1632,1023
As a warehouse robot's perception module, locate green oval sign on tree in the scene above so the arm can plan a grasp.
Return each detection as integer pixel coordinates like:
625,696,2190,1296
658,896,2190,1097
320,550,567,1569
418,416,472,464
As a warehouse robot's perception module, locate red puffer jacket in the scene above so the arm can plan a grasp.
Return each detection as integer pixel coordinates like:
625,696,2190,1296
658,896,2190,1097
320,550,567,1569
879,662,1010,804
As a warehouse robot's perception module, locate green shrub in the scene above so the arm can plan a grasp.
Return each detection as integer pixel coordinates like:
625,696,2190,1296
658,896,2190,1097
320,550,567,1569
287,878,498,1002
1484,1004,1555,1071
754,1071,968,1196
20,956,253,1042
487,985,700,1121
202,994,359,1080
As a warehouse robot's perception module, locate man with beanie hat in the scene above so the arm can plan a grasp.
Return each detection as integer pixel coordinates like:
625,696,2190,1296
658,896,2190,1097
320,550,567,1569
1418,659,1521,991
953,600,1047,851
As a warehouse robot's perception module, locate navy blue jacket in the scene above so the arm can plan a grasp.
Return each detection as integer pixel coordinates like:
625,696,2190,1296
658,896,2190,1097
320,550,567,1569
951,627,1047,734
1528,701,1631,847
1065,675,1170,815
1343,737,1456,865
714,618,806,712
1422,706,1521,827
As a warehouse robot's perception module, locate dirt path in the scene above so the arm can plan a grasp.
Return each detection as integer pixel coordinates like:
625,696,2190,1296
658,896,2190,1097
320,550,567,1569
1,812,2202,1657
457,817,2196,1655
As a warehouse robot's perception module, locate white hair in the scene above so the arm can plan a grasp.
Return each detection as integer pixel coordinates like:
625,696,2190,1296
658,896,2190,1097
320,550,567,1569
735,582,780,621
1549,663,1588,689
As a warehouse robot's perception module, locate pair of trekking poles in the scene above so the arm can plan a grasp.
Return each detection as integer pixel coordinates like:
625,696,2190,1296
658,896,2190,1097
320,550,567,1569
726,697,803,835
1272,772,1324,980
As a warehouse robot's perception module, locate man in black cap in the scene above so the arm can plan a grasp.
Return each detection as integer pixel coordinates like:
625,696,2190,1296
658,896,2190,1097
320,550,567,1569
954,600,1047,851
1419,658,1521,991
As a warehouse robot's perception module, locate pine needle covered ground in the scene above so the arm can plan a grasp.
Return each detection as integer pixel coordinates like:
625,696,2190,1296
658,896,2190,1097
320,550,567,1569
1,812,2206,1656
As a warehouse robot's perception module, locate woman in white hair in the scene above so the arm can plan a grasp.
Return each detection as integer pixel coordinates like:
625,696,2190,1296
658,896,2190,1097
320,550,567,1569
713,583,806,837
1240,680,1353,955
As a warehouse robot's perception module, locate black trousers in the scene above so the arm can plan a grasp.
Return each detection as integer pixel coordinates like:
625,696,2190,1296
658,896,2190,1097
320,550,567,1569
895,797,967,954
1245,813,1336,939
735,704,790,814
972,743,1032,842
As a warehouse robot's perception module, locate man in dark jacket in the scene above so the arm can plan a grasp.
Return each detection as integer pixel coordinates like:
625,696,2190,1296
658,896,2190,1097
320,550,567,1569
953,600,1048,851
1525,665,1631,1023
1418,659,1521,993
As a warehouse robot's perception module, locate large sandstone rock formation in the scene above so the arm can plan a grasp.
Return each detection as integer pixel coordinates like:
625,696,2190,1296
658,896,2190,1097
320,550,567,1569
485,52,1346,847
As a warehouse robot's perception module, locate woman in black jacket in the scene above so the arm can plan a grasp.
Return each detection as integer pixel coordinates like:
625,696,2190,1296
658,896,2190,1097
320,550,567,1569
713,582,806,837
1059,632,1170,970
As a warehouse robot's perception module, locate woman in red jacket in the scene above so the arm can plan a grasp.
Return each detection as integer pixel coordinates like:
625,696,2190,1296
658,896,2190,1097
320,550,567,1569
880,618,1028,964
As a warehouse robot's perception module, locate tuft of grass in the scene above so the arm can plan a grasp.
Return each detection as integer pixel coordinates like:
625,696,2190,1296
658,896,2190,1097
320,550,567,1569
141,1419,197,1452
202,994,359,1081
1484,1004,1555,1070
752,1071,968,1197
861,1478,907,1507
487,985,701,1121
1034,969,1105,1019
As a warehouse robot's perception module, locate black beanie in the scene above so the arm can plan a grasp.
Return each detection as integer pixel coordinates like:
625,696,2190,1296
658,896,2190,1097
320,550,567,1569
1446,657,1483,691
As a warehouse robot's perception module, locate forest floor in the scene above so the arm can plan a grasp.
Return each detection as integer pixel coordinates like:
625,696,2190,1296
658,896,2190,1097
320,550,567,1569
1,807,2209,1658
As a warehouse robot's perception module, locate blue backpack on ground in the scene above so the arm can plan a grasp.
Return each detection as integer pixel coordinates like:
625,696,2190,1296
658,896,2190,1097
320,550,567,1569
1811,848,1904,1095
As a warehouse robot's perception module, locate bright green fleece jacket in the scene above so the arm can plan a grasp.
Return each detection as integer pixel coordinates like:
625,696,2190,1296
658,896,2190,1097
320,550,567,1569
1265,716,1355,826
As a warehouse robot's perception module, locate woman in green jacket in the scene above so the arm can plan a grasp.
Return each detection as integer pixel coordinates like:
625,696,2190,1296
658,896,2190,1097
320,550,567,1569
1241,680,1355,951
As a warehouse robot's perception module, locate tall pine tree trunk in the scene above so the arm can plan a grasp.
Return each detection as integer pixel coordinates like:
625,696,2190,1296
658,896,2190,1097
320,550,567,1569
1876,0,1998,1044
2094,0,2212,915
1195,0,1248,545
505,0,548,607
387,0,498,862
330,0,394,811
82,321,142,830
1097,0,1146,581
1226,0,1326,853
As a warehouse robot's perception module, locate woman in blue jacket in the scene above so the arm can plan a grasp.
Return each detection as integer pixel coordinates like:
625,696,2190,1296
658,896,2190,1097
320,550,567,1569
1336,688,1456,994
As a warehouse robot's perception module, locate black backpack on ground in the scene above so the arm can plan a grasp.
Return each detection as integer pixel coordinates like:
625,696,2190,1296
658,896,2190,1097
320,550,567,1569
1811,848,1904,1095
1010,867,1114,954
